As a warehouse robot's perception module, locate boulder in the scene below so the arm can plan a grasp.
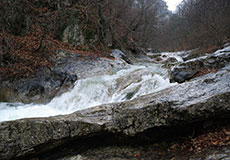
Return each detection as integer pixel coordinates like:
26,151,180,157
0,50,127,104
1,65,230,159
0,68,77,104
204,49,230,69
162,57,181,69
170,47,230,83
146,53,162,63
170,58,204,83
182,51,207,61
165,57,178,63
112,49,133,64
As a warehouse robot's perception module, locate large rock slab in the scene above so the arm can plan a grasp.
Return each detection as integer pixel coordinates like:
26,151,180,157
170,46,230,83
1,66,230,159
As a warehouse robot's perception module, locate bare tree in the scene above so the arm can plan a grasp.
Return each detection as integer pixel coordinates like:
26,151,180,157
154,0,230,51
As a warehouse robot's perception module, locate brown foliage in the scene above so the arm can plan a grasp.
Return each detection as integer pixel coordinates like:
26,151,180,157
0,0,114,80
167,125,230,154
0,0,169,80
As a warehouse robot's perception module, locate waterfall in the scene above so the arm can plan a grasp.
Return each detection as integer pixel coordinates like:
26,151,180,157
0,63,174,122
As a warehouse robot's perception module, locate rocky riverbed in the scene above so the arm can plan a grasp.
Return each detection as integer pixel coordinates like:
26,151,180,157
0,46,230,160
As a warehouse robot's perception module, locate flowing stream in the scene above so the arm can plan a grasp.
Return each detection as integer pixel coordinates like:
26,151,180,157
0,62,175,122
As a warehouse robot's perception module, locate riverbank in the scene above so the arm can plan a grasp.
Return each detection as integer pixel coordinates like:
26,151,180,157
1,45,230,160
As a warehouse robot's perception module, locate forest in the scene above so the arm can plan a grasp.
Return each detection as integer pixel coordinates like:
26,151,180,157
155,0,230,51
1,0,229,74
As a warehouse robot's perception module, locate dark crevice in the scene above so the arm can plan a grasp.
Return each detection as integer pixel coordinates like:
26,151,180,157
15,116,230,160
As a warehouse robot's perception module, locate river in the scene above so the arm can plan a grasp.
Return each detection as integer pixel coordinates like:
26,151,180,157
0,59,176,122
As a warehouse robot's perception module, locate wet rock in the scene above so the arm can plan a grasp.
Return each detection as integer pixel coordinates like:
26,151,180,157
0,67,77,104
1,65,230,159
162,57,181,69
112,49,133,64
53,50,127,80
170,59,204,83
165,57,178,64
170,47,230,83
146,53,162,63
183,51,207,61
148,52,185,68
204,50,230,69
116,69,153,92
0,50,127,104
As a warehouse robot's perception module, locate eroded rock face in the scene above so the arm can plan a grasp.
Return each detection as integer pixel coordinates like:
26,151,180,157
0,68,77,104
0,51,127,104
1,65,230,160
170,48,230,83
62,24,84,47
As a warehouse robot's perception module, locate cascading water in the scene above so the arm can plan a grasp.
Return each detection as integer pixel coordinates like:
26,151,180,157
160,51,184,62
0,62,174,122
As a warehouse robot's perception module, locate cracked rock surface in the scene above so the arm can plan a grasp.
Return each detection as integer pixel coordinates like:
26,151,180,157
0,66,230,160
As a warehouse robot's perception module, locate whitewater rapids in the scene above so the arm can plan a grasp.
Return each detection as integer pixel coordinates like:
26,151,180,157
0,63,174,122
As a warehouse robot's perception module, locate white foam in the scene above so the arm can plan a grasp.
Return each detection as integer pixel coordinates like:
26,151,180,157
161,51,184,62
0,63,174,122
